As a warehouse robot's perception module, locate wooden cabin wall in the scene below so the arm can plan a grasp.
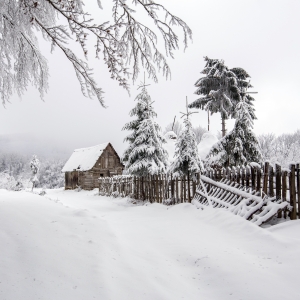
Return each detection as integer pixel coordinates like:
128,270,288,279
64,171,79,190
90,144,124,189
64,144,124,190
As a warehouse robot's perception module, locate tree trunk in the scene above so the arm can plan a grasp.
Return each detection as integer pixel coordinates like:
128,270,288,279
221,117,226,137
208,111,210,131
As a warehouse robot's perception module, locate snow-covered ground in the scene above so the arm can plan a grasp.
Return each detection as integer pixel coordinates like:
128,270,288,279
0,189,299,300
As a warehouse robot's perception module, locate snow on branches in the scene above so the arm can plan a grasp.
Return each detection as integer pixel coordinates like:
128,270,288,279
206,99,261,168
0,0,191,106
168,100,203,177
122,81,168,176
189,57,256,136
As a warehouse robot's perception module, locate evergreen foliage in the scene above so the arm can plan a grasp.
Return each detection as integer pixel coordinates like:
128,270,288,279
189,57,256,135
206,99,262,167
168,106,203,177
122,84,168,176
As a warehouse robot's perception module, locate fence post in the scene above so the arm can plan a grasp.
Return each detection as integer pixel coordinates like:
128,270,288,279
275,164,282,218
297,163,300,219
175,177,178,203
256,166,261,196
246,166,250,188
263,162,269,197
182,175,186,202
241,166,245,186
170,174,174,200
187,172,191,203
282,170,287,219
236,166,240,185
268,165,274,197
251,166,256,191
290,164,297,220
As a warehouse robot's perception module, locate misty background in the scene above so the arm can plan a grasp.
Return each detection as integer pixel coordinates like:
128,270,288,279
1,0,300,161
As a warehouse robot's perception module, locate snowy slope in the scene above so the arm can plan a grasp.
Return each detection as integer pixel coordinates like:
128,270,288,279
0,189,300,300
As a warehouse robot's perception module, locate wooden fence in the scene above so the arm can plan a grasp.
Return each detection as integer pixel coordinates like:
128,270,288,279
98,162,300,219
99,173,200,204
204,162,300,220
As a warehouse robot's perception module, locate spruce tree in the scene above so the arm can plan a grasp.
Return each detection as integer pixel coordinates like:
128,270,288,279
122,82,168,176
206,98,262,167
169,101,203,177
189,57,256,136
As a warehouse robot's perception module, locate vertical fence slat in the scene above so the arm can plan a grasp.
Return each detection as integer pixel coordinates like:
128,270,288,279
290,164,297,220
268,165,274,198
256,167,261,196
297,163,300,219
175,177,178,203
263,162,269,197
275,164,282,218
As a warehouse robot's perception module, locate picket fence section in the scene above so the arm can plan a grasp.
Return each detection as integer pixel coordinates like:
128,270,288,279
98,162,300,220
204,162,300,220
99,173,200,204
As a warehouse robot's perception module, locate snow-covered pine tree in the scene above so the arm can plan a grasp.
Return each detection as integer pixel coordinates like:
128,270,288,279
169,101,203,177
189,57,256,136
122,82,168,176
30,155,40,191
206,98,262,168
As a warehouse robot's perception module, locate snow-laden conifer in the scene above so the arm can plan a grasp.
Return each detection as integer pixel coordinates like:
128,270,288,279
122,83,168,176
189,57,256,136
169,101,203,177
30,155,40,191
206,99,262,167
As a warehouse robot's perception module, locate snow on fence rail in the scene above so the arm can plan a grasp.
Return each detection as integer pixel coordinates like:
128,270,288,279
98,162,300,224
204,162,300,220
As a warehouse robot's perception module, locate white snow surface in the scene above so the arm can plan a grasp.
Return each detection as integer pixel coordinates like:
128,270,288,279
1,188,300,300
198,132,219,160
62,143,109,172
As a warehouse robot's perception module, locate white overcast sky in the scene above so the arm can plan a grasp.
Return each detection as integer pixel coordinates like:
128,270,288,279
1,0,300,158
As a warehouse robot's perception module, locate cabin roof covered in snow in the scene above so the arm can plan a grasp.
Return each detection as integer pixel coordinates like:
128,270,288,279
62,143,109,172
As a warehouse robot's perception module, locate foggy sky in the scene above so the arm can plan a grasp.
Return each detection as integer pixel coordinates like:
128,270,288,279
1,0,300,159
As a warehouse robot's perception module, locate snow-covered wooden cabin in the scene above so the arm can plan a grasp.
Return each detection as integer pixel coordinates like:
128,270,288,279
62,143,124,190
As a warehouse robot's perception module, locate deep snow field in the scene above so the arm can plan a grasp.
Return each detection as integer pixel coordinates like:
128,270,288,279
0,188,300,300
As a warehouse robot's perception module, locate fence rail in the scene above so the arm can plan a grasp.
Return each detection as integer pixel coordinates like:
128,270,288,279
205,162,300,220
98,162,300,220
99,173,200,204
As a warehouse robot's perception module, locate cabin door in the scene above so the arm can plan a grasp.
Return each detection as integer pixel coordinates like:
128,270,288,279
71,171,79,189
